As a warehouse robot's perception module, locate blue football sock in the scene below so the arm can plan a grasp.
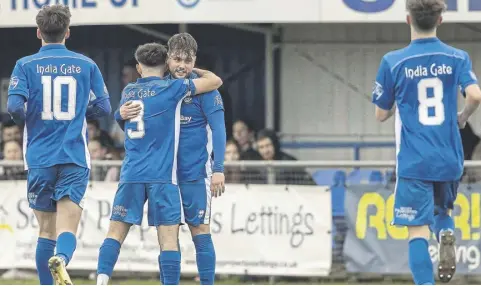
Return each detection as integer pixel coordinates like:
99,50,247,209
433,212,454,242
97,238,122,277
409,238,434,285
158,253,164,284
193,234,216,285
158,240,181,284
56,232,77,266
36,237,56,285
160,251,181,285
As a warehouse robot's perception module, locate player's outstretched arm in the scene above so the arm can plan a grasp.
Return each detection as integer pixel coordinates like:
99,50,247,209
459,84,481,128
191,68,223,95
7,94,26,126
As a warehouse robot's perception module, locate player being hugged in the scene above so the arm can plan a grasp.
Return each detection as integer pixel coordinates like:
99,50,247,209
6,4,112,285
372,0,481,284
96,43,222,285
119,33,226,285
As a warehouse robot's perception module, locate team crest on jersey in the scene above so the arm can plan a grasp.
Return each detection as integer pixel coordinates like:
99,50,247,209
184,96,193,104
372,81,384,99
214,94,223,106
9,76,19,89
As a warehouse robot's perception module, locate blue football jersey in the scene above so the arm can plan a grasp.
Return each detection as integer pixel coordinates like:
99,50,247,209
177,89,224,182
8,44,109,170
119,76,196,184
372,38,478,181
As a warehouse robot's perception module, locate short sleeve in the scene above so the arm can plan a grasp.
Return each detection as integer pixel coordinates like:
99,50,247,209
371,57,395,111
90,64,109,105
458,52,478,94
169,78,196,102
8,62,29,100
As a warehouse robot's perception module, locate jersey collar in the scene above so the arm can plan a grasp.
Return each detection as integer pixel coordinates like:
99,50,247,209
411,37,440,44
136,76,162,83
39,44,67,52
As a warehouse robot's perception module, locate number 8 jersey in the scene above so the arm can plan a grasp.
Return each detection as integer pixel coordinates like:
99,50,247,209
7,44,109,170
372,37,478,181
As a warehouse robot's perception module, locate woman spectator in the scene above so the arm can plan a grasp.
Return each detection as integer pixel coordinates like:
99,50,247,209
224,140,242,183
232,119,261,160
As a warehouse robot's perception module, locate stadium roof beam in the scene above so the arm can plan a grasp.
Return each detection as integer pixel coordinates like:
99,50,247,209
123,24,172,42
220,23,274,36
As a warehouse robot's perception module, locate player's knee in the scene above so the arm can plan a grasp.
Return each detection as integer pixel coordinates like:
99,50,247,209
57,197,82,219
408,225,431,240
157,225,180,251
33,210,56,240
106,221,132,244
56,197,83,233
189,224,210,237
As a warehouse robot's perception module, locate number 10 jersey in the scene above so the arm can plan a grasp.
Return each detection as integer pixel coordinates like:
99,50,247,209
372,38,478,181
8,44,109,170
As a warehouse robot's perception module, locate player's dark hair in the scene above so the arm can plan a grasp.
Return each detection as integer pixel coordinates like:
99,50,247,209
36,4,71,43
135,43,168,67
406,0,446,32
167,33,198,60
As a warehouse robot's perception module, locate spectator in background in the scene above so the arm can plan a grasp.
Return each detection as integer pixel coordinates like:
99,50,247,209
225,139,242,183
88,140,121,181
1,120,22,159
0,140,26,180
2,120,21,144
122,58,141,87
88,139,108,181
87,119,115,148
233,119,261,160
110,58,141,147
224,139,264,184
88,140,107,161
256,129,314,185
104,147,122,182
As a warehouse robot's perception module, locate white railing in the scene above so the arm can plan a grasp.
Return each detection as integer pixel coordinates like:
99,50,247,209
2,160,481,168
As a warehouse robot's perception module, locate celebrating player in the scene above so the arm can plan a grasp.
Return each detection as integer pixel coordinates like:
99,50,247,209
372,0,481,284
96,43,222,285
119,33,226,285
7,4,111,285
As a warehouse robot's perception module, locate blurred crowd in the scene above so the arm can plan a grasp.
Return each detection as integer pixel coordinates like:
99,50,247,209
0,113,314,185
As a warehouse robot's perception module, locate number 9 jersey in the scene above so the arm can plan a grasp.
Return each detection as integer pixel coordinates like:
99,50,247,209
372,38,478,181
7,44,109,170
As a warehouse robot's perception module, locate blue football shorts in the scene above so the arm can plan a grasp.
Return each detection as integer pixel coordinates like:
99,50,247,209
179,178,212,226
27,163,90,212
110,183,182,226
392,177,458,226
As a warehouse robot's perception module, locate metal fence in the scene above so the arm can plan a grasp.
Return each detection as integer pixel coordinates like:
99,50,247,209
2,160,481,283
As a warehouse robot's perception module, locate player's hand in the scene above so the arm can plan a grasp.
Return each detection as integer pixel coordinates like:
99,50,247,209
120,101,142,120
458,112,467,129
210,172,225,198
